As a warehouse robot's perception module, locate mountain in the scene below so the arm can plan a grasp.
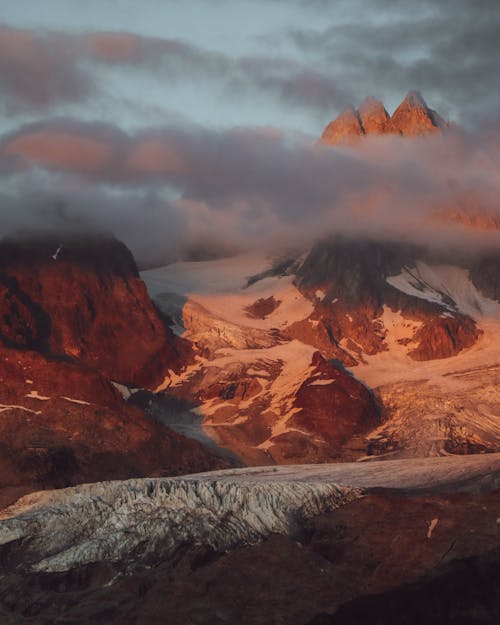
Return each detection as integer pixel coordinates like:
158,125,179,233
0,234,191,388
0,235,229,508
320,91,448,145
1,83,499,624
141,238,500,463
142,253,381,464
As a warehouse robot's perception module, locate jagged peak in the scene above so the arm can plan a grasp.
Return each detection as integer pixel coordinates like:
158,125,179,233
320,104,364,145
320,91,446,145
359,96,387,115
358,97,390,135
390,91,446,136
337,105,361,120
400,90,428,109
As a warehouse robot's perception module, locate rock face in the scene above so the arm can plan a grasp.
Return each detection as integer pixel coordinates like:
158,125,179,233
295,237,481,365
142,255,382,465
0,235,226,509
0,345,225,509
388,90,447,136
280,352,379,462
319,106,365,145
320,91,447,145
358,96,390,135
0,235,190,388
164,345,379,465
142,240,500,463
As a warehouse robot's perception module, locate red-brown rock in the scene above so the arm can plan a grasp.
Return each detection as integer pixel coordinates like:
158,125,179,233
320,91,447,146
288,352,379,456
0,235,191,388
0,345,226,509
388,90,446,136
358,96,390,135
320,106,364,145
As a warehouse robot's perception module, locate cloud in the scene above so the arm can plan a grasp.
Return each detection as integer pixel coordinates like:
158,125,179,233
0,27,92,113
1,118,500,265
1,1,497,129
0,24,351,118
282,0,500,125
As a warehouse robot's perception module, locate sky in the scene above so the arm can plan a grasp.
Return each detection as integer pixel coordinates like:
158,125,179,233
0,0,499,265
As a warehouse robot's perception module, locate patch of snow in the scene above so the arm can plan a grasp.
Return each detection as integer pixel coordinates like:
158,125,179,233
51,245,63,261
142,253,313,333
24,391,51,401
427,517,439,539
387,262,500,319
308,379,334,386
61,397,91,406
111,382,132,400
0,404,41,415
142,252,273,297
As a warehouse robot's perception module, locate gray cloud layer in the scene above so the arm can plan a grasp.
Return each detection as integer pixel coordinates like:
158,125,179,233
2,119,500,265
1,1,498,128
283,0,500,125
0,25,352,119
0,2,498,266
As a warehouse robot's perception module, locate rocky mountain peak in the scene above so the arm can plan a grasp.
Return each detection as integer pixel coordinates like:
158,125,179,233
388,90,446,136
358,96,390,135
321,91,448,145
320,105,364,145
401,90,428,109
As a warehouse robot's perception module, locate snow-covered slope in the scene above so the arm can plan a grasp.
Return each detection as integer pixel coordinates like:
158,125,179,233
142,253,379,464
141,248,500,462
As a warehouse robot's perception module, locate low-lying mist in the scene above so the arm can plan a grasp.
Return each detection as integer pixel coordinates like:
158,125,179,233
1,119,499,267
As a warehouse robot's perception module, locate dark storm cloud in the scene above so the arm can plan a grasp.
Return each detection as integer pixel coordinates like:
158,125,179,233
2,118,500,264
283,0,500,125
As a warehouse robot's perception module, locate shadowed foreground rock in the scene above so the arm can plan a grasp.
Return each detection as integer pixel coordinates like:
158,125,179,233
0,488,499,625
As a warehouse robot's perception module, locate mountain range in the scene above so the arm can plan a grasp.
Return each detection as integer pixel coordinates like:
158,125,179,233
320,91,448,145
1,93,500,624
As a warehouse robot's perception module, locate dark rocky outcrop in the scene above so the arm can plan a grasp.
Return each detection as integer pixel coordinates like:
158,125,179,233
295,237,481,364
0,345,226,510
1,489,499,625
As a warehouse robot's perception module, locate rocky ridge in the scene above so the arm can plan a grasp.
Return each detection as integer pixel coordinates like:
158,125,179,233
320,91,447,145
142,239,500,463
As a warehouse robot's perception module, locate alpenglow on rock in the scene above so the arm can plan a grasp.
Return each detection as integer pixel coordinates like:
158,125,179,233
320,91,448,145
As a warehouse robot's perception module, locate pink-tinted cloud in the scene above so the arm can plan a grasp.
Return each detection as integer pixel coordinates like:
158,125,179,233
125,138,187,175
5,130,114,173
